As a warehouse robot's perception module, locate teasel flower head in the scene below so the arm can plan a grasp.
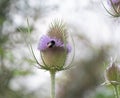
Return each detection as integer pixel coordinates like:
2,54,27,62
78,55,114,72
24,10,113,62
37,21,73,72
103,0,120,17
104,60,120,86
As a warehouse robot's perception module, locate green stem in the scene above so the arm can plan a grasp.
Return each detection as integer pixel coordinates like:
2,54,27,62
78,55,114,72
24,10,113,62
50,71,56,98
118,85,120,96
114,85,119,98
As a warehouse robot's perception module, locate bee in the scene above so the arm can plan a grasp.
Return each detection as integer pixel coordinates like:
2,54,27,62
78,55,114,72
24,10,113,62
47,40,55,48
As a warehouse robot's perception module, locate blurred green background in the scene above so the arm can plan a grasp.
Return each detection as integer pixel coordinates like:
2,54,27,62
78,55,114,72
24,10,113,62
0,0,120,98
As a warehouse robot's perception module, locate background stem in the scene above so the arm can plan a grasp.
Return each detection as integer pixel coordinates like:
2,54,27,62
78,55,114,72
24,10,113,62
114,85,119,98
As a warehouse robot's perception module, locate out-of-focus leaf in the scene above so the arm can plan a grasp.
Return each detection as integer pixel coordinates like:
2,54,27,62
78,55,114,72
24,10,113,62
0,47,4,57
93,87,114,98
24,58,36,65
0,16,6,25
0,34,9,45
13,69,33,76
16,26,33,34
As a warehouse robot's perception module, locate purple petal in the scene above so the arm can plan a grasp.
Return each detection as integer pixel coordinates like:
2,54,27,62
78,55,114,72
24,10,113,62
38,35,64,51
108,0,120,5
112,0,120,4
66,44,72,53
37,35,50,51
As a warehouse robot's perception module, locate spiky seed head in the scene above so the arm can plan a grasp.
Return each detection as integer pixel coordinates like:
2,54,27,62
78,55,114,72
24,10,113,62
48,21,67,43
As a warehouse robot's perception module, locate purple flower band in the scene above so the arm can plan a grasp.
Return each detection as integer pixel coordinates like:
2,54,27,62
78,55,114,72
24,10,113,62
112,0,120,4
108,0,120,5
38,35,71,52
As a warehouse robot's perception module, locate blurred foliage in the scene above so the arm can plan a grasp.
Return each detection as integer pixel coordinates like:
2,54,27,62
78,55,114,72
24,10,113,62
0,0,37,98
0,0,9,25
57,34,113,98
86,86,114,98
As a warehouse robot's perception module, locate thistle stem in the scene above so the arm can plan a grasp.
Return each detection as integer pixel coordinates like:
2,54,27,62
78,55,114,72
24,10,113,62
113,85,119,98
50,71,56,98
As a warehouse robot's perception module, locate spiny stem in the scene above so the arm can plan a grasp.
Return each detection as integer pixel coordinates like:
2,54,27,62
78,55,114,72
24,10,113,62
50,71,56,98
113,85,119,98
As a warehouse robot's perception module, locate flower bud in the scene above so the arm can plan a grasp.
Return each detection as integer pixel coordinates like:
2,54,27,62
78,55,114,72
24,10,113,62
37,21,71,71
105,61,120,85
